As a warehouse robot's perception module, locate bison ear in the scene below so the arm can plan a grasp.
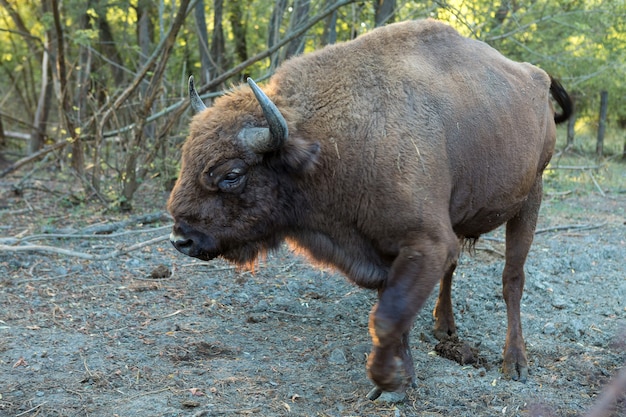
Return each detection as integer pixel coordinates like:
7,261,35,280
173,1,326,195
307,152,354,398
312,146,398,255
278,136,321,174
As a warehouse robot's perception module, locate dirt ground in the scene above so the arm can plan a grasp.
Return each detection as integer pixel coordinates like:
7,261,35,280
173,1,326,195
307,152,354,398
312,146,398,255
0,181,625,417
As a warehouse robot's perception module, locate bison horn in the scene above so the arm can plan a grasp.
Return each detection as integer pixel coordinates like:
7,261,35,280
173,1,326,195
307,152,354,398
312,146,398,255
244,78,288,153
188,76,207,113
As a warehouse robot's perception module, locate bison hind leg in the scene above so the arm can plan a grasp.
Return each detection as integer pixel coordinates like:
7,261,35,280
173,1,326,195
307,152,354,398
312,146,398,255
501,178,544,382
433,261,458,340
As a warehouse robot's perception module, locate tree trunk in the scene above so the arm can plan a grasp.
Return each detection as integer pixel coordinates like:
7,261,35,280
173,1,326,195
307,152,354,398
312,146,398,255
285,0,310,59
5,0,53,155
322,0,337,46
137,0,154,68
194,0,212,85
566,110,576,148
596,90,608,157
0,114,9,170
228,0,248,66
137,0,155,141
76,8,92,130
268,0,288,70
96,9,126,85
30,41,52,154
374,0,395,27
51,0,84,175
0,115,5,156
209,0,225,85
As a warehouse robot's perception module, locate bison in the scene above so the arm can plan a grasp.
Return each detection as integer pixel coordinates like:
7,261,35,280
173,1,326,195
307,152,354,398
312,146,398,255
168,19,572,400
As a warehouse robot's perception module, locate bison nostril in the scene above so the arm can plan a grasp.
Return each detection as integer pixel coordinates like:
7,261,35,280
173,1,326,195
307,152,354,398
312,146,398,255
172,237,193,251
169,225,215,260
170,231,195,255
175,238,193,249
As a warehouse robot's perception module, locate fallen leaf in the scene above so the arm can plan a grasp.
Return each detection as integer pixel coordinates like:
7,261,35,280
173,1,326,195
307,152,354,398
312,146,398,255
13,357,28,368
189,387,204,396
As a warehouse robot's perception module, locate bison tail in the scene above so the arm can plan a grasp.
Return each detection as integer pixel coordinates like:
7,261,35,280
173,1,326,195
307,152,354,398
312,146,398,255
549,76,573,124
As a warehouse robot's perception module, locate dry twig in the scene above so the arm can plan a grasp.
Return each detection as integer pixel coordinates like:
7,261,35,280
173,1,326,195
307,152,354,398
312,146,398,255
545,165,602,170
585,169,607,197
14,402,47,417
535,223,605,235
482,223,606,244
0,234,169,260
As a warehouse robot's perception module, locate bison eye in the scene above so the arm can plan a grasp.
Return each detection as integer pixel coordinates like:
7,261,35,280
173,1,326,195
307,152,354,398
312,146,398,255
218,168,246,192
203,159,248,193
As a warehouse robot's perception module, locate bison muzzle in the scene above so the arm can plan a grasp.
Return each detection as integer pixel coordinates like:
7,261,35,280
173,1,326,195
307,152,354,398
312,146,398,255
168,19,572,400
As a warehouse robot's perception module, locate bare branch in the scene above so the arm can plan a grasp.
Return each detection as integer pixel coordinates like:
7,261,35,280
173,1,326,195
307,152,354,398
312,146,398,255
534,223,605,235
585,170,606,197
482,223,606,243
546,165,602,170
0,140,69,178
0,235,170,260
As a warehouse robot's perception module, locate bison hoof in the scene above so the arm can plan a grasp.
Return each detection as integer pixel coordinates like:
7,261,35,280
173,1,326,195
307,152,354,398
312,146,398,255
368,354,407,392
503,347,529,382
503,362,529,382
366,387,406,403
433,327,457,341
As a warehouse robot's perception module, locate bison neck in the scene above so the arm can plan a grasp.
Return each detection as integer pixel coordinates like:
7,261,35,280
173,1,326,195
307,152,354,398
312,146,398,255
285,228,391,289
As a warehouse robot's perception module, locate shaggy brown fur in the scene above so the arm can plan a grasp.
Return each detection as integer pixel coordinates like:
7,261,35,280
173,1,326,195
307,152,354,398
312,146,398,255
168,19,572,396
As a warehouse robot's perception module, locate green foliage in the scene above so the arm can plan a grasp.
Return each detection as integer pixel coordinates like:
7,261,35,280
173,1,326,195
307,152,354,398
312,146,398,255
74,29,99,46
0,0,624,209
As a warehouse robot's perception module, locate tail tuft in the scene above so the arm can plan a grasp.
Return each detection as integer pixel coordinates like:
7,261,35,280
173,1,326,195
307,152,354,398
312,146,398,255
549,76,573,124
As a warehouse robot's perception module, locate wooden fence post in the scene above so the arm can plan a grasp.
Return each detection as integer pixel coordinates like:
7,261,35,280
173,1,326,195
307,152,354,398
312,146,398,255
596,90,608,157
567,112,576,147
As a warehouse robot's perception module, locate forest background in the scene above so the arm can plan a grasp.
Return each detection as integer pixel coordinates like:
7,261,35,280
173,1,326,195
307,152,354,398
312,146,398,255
0,0,625,210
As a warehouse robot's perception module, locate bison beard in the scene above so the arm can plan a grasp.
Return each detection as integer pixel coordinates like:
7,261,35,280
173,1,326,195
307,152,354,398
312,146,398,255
167,19,573,401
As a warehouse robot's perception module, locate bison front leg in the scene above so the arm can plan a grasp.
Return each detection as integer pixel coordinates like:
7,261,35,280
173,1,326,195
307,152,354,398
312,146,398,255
365,330,415,402
501,179,543,382
367,237,458,398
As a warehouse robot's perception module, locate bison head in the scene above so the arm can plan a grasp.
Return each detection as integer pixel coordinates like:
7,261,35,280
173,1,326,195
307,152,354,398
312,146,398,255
167,76,320,265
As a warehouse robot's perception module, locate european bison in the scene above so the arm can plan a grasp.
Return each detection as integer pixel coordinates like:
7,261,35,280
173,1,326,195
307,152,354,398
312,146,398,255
168,19,572,399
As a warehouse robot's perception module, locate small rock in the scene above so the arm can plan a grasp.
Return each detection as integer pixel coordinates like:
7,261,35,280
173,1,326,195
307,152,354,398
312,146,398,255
150,264,171,278
378,391,405,403
563,320,585,340
126,258,145,268
53,266,68,276
569,253,592,272
328,348,347,364
181,400,200,408
543,322,557,335
246,314,267,323
551,297,570,310
273,296,293,309
251,300,269,312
